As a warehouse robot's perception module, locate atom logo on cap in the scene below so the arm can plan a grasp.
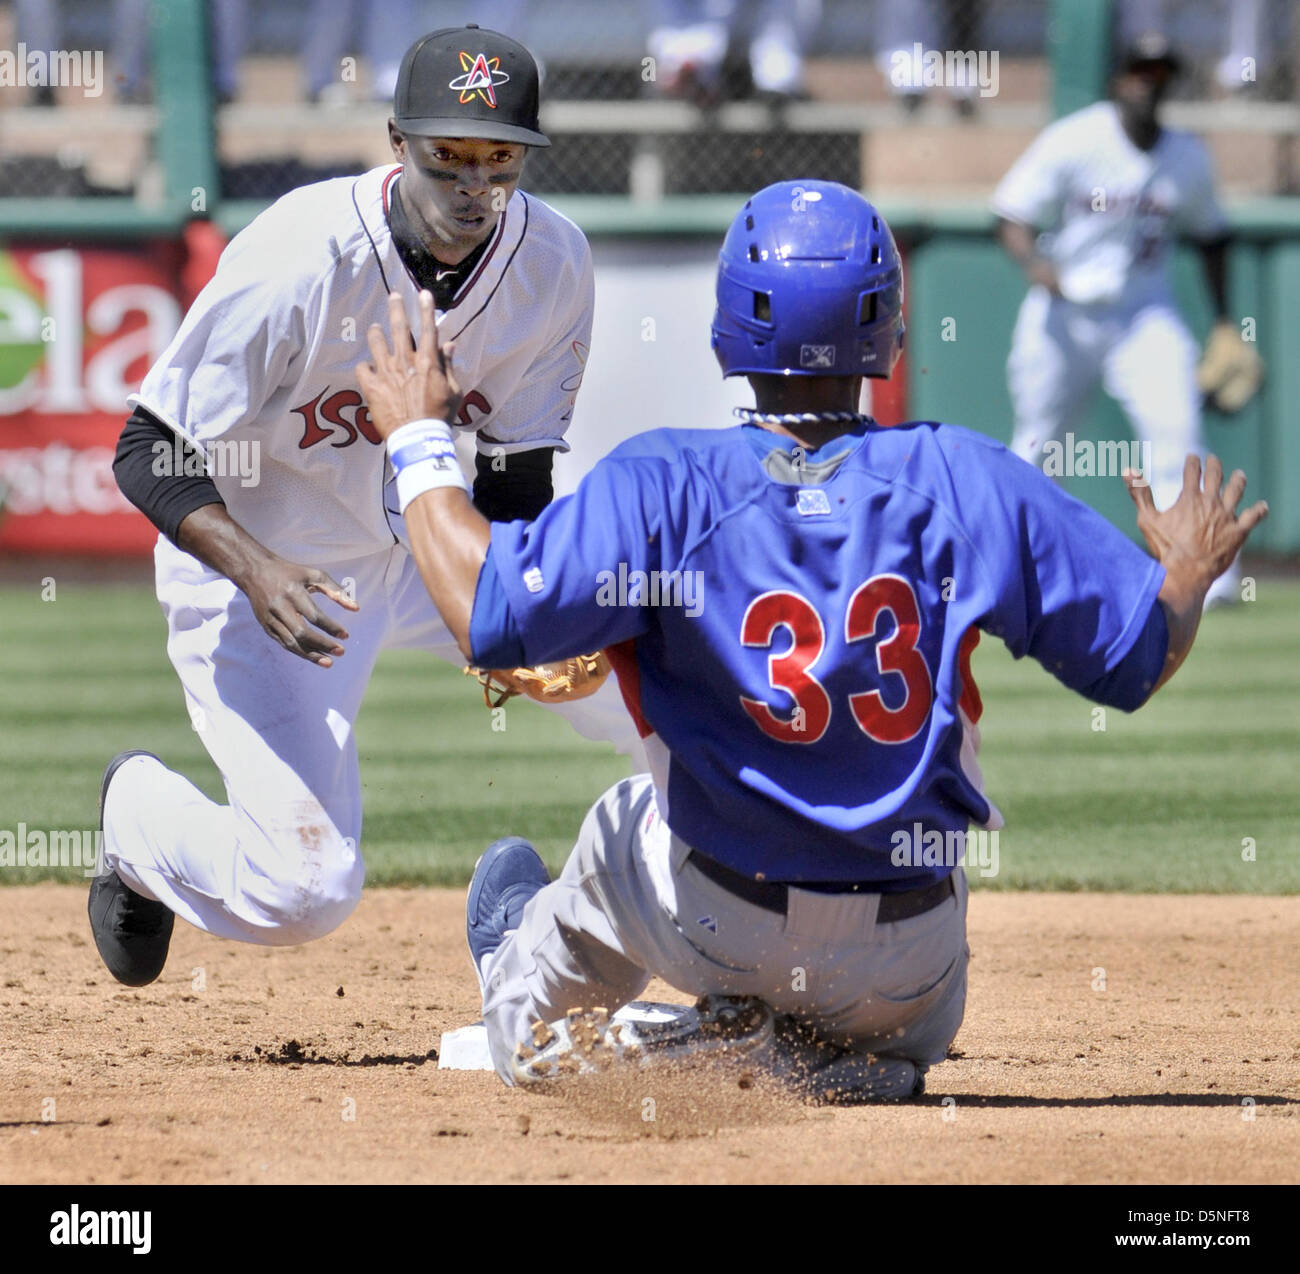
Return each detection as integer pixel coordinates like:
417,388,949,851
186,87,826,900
449,51,510,108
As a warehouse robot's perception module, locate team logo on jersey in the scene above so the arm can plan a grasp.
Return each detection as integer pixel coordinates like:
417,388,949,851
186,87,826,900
796,489,832,517
449,52,509,109
800,344,835,369
560,339,588,393
296,386,492,450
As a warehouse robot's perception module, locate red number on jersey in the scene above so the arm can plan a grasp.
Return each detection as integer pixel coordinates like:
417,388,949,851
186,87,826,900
738,591,832,744
740,575,933,746
845,575,933,743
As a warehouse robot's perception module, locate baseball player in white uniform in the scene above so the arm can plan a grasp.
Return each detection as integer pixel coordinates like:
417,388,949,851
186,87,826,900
994,34,1254,610
90,26,638,986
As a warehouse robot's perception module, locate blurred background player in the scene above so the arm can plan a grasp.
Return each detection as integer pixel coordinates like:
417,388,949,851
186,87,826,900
356,181,1265,1098
993,33,1257,609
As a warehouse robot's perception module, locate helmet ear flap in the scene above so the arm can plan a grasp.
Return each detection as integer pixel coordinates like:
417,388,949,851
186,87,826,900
753,292,771,323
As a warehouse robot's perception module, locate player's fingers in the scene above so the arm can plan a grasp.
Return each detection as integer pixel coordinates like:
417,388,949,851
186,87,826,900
294,582,350,641
309,571,361,613
299,606,349,647
1222,468,1247,514
264,613,332,666
1203,453,1224,497
1236,499,1269,535
416,290,439,365
365,322,392,372
297,595,350,642
441,340,462,398
1181,452,1202,497
1123,468,1157,514
287,613,346,658
387,292,412,363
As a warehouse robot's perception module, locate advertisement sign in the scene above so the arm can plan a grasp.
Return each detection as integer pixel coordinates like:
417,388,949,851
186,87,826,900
0,243,184,554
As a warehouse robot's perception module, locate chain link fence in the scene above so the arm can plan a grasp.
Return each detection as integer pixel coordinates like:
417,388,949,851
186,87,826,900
1,1,1299,204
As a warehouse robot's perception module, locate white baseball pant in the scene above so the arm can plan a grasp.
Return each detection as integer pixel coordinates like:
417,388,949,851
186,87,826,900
101,536,643,946
1007,287,1206,512
481,774,970,1084
1007,287,1240,603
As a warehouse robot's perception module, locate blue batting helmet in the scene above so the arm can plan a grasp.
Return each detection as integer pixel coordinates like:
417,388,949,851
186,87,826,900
711,180,904,379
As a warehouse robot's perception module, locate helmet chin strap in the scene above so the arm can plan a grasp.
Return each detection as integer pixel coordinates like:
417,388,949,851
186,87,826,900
733,408,874,426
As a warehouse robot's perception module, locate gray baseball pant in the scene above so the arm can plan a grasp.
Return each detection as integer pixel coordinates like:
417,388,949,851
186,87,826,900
481,774,970,1084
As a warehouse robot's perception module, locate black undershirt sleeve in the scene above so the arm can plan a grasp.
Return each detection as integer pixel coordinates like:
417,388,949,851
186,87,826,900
113,406,225,544
473,447,555,523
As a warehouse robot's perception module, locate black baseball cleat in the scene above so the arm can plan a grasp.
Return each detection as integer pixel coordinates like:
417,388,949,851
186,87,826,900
88,750,174,987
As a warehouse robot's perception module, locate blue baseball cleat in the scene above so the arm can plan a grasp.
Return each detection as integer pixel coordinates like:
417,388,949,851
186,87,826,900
466,837,550,991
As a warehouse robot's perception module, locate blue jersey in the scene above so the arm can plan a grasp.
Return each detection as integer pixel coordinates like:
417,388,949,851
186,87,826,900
478,421,1165,886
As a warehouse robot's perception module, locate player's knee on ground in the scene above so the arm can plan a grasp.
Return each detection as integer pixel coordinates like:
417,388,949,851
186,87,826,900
232,814,364,944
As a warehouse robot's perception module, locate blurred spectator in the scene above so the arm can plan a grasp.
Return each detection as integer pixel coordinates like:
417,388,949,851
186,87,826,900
14,0,247,105
1119,0,1281,97
877,0,984,117
303,0,419,105
647,0,823,107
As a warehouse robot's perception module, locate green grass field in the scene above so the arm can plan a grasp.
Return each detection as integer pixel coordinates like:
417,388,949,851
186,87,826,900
1,576,1296,891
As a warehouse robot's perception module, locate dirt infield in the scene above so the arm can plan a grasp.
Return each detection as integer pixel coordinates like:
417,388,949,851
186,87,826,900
1,884,1296,1185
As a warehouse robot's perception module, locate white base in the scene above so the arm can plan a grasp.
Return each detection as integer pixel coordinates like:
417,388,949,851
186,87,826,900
437,1000,693,1070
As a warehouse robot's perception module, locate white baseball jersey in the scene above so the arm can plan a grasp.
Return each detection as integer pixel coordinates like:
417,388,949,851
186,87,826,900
992,101,1227,306
129,164,593,564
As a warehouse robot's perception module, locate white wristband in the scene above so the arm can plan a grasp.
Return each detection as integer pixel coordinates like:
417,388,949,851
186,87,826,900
386,418,469,512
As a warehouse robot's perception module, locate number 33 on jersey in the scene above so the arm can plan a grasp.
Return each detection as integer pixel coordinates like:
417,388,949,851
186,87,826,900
740,576,932,745
486,418,1165,881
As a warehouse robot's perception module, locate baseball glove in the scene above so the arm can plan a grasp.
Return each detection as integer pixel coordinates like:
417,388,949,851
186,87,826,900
465,651,611,708
1197,320,1264,414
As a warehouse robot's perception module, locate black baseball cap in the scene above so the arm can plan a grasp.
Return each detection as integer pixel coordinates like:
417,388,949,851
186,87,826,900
393,25,550,148
1119,32,1183,76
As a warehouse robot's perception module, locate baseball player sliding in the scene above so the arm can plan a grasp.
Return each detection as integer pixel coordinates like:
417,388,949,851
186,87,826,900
994,33,1263,611
90,26,638,986
358,181,1266,1100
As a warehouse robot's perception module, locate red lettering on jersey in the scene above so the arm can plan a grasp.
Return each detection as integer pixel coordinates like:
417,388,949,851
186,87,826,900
957,624,982,724
294,388,384,450
321,390,360,447
457,390,492,427
354,403,381,445
292,390,332,449
295,386,491,449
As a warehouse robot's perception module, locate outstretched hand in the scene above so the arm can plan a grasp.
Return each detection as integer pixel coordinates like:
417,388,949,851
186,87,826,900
1122,455,1267,696
1124,454,1267,594
356,290,462,440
